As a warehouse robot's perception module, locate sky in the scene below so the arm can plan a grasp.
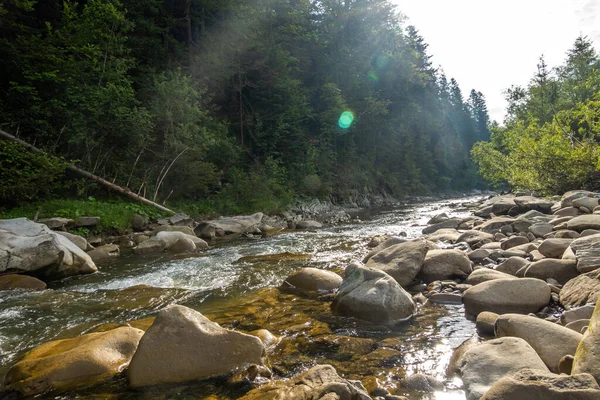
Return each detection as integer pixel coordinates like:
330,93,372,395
392,0,600,123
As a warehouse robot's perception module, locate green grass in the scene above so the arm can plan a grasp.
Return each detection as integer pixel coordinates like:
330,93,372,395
0,198,170,234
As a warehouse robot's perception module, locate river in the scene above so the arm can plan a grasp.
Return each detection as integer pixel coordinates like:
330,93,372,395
0,196,482,399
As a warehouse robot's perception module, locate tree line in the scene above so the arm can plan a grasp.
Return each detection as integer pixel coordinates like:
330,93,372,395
0,0,490,212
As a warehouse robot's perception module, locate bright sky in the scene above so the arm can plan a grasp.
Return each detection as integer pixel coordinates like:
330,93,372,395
393,0,600,123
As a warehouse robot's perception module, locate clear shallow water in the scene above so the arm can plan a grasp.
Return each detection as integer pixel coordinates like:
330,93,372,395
0,196,481,399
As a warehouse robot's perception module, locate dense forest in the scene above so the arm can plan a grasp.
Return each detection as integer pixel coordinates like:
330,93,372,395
472,36,600,195
0,0,490,213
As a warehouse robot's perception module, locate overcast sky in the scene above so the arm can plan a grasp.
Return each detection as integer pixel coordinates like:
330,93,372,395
392,0,600,123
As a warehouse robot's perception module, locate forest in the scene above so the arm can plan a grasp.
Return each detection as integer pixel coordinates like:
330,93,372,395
0,0,491,214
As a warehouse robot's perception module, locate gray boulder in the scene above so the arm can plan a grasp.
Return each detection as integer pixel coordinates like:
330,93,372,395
568,215,600,232
282,267,342,294
560,269,600,308
418,249,472,283
365,239,429,287
465,268,517,285
538,238,574,258
572,303,600,383
571,234,600,273
522,258,578,285
496,257,530,275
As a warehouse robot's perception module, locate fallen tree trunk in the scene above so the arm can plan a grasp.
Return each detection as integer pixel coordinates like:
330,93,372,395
0,128,175,214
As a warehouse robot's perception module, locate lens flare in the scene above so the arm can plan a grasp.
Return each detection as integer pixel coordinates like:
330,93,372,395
368,70,379,82
338,111,354,129
375,54,389,69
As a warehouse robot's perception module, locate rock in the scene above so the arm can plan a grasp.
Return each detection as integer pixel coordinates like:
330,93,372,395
496,257,530,275
156,231,208,250
206,213,264,235
168,237,196,253
501,236,529,250
362,236,408,263
86,244,120,263
239,365,371,400
130,214,148,232
529,223,554,238
151,225,196,236
0,274,46,290
570,234,600,273
574,197,600,211
331,265,416,325
560,269,600,308
169,213,193,227
282,268,342,294
491,197,517,215
523,259,578,285
127,305,265,387
426,228,461,243
468,248,492,263
457,230,494,246
365,239,429,287
566,319,591,333
538,238,574,258
132,237,167,255
477,217,516,233
495,313,583,372
555,229,581,239
3,326,144,396
38,217,73,230
403,373,443,392
418,249,472,283
0,218,97,279
573,302,600,382
561,305,596,325
429,292,462,304
463,278,551,317
476,311,498,336
465,268,517,285
458,337,549,400
582,229,600,237
427,213,449,225
421,218,461,234
75,216,99,227
296,220,323,229
481,368,600,400
249,329,278,348
559,355,575,374
568,215,600,232
55,231,92,252
562,190,596,207
555,207,582,217
193,222,216,240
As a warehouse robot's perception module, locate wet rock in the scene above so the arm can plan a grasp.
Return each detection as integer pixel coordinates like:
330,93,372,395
239,364,371,400
465,268,517,285
481,368,600,399
249,329,278,348
560,269,600,308
296,220,323,229
456,230,494,246
571,234,600,273
0,274,46,290
362,236,408,263
458,337,549,400
55,231,92,252
132,237,166,255
429,292,462,304
496,257,530,275
426,228,461,243
86,244,120,263
331,265,416,325
427,213,449,225
3,326,143,396
538,238,574,258
568,215,600,232
572,302,600,383
476,311,498,336
463,278,551,317
421,218,461,234
403,373,443,392
0,218,97,279
237,252,312,263
418,249,472,283
522,258,578,285
495,313,583,372
282,267,342,294
365,239,429,287
561,305,596,325
75,216,99,227
127,305,265,387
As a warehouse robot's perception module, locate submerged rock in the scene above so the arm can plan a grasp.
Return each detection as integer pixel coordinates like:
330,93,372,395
0,274,46,290
331,265,416,325
3,326,143,396
282,267,342,294
127,305,265,387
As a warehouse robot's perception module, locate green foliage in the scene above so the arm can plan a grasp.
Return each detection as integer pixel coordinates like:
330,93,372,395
0,141,67,205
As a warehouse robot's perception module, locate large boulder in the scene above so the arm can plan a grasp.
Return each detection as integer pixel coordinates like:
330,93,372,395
132,237,167,255
203,213,264,235
457,337,549,400
55,231,92,252
0,218,97,279
127,305,265,387
465,268,517,285
538,238,574,258
456,230,494,246
560,269,600,308
282,268,342,294
150,225,196,236
496,257,530,275
3,326,144,396
365,239,429,287
426,228,461,243
421,218,461,234
522,258,579,285
239,364,371,400
462,278,551,317
573,302,600,382
568,215,600,232
562,190,596,208
155,231,208,251
571,234,600,273
0,274,46,290
495,314,583,372
477,217,516,233
418,249,472,283
481,368,600,400
86,244,120,263
362,236,408,263
513,196,555,213
331,265,416,325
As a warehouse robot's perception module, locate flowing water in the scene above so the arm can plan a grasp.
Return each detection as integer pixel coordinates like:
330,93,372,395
0,196,483,399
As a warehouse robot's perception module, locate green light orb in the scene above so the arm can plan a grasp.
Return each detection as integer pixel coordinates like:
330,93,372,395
367,70,379,82
338,111,354,129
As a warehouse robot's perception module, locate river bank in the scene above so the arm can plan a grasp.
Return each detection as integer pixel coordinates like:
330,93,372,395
2,191,600,399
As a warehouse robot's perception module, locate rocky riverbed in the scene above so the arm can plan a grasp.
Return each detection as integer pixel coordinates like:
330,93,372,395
2,191,600,399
